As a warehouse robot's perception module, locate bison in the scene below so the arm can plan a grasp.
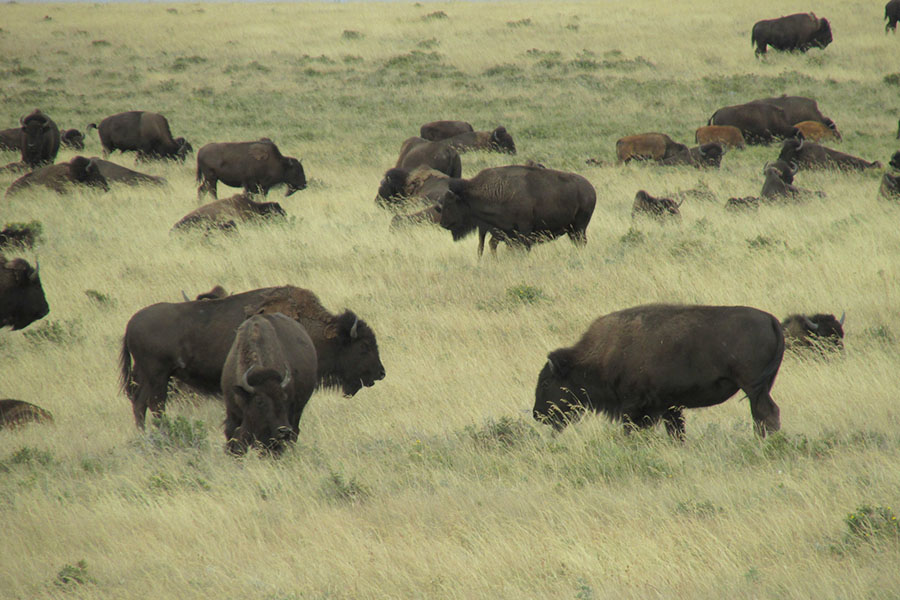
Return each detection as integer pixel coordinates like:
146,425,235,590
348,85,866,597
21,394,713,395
87,111,191,161
887,0,900,32
533,304,784,438
879,172,900,201
708,102,799,145
754,96,838,133
89,157,167,186
695,125,745,149
438,165,596,257
782,313,844,352
760,161,820,201
19,109,60,168
793,120,841,143
616,133,688,163
5,156,109,197
0,127,23,152
60,128,85,150
419,120,474,141
660,143,724,168
438,126,516,154
725,196,761,211
119,286,385,428
631,190,681,220
222,313,317,456
375,166,451,209
172,193,286,231
889,150,900,170
395,137,462,178
0,399,54,430
778,138,882,171
0,254,49,331
751,13,833,56
196,139,306,199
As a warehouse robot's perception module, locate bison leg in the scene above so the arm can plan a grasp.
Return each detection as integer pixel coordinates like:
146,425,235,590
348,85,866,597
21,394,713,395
198,176,217,200
749,393,780,437
568,228,587,247
130,374,170,429
755,43,767,57
622,412,658,435
489,235,501,257
224,407,247,455
477,228,487,259
663,408,686,441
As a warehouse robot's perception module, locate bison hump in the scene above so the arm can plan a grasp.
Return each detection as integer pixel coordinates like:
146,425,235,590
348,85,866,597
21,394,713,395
249,144,272,162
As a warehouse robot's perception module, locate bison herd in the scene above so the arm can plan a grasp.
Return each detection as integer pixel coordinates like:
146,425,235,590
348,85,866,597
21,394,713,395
1,6,894,450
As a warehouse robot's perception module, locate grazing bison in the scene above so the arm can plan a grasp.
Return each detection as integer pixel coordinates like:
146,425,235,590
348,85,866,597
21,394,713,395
889,150,900,170
782,313,844,351
751,13,833,56
87,111,191,161
196,139,306,199
439,126,517,155
533,304,784,438
20,109,60,168
172,193,286,231
222,313,317,456
0,254,49,330
887,0,900,32
754,95,838,132
779,138,882,171
0,399,54,430
390,204,442,229
120,286,385,428
5,156,109,197
0,128,22,152
89,157,167,186
708,102,799,145
395,136,462,178
793,121,841,143
60,128,85,150
631,190,682,220
375,166,451,209
420,120,474,141
879,172,900,200
695,125,745,149
438,165,596,257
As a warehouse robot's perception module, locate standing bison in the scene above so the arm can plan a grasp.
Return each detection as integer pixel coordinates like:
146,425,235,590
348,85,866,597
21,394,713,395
751,13,833,56
708,102,799,145
19,109,60,168
438,165,596,257
196,139,306,199
395,137,462,178
0,254,49,330
5,156,109,197
222,313,317,456
533,304,784,438
87,111,191,161
754,95,838,132
120,286,385,428
419,120,474,141
887,0,900,32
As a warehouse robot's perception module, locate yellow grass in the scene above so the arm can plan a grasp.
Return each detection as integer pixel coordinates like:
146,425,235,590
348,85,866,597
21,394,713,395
1,1,899,598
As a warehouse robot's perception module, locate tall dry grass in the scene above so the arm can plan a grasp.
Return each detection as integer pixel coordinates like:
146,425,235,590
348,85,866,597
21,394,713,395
0,1,899,598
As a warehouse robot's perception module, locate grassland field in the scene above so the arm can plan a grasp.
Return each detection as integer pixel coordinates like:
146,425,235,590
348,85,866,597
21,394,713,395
1,1,899,598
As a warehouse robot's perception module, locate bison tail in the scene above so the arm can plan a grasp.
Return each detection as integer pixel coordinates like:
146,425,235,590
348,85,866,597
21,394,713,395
86,123,97,133
119,336,134,397
195,162,202,184
749,317,785,399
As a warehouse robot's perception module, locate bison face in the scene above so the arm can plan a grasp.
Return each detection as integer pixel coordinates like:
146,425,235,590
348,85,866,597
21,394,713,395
375,168,409,208
228,367,293,456
332,311,385,397
491,127,516,154
697,143,724,168
813,19,833,49
778,138,804,165
175,138,193,162
437,190,478,240
21,120,49,165
533,349,589,431
1,259,49,330
70,157,109,192
282,157,307,196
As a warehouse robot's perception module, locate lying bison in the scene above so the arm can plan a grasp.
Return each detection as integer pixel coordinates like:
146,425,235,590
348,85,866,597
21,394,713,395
0,128,21,152
0,254,49,330
660,143,724,168
420,120,474,141
20,109,60,168
616,133,687,163
0,399,54,430
708,102,799,145
760,161,821,201
725,196,760,211
395,137,462,178
89,158,167,186
438,165,596,257
375,166,451,209
751,13,833,56
196,139,306,199
120,286,385,428
0,223,41,249
438,126,516,154
631,190,682,220
695,125,745,149
879,172,900,201
887,0,900,32
782,313,844,351
87,111,191,161
60,129,85,150
533,304,784,438
222,313,318,456
5,156,108,197
172,193,286,231
779,138,882,171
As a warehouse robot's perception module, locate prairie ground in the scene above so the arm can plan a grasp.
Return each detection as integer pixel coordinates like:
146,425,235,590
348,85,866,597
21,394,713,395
1,1,899,598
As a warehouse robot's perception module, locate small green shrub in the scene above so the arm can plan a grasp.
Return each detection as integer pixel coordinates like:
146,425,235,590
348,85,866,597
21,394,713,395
506,284,546,305
464,416,538,450
22,319,82,345
422,11,448,21
55,559,93,588
747,235,786,251
342,30,363,40
507,18,532,27
0,446,54,472
145,414,208,451
90,39,110,47
321,470,370,504
84,289,115,307
675,499,723,518
883,73,900,86
619,227,645,247
844,505,900,545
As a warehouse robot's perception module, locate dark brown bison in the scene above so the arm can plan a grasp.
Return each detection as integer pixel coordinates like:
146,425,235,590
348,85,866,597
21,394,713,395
196,139,306,199
533,304,784,438
375,166,451,209
879,172,900,201
659,143,724,168
0,254,49,330
615,133,687,163
754,96,838,133
896,119,900,140
708,102,799,145
222,313,317,456
438,165,596,257
390,205,442,229
793,121,841,143
751,13,833,56
889,150,900,170
725,196,760,211
89,158,167,186
419,120,474,141
695,125,745,149
778,138,882,171
0,399,54,430
87,111,191,161
0,128,22,151
172,193,285,231
887,0,900,32
438,127,516,154
5,156,109,197
395,137,462,178
119,286,385,428
20,109,60,168
760,161,819,201
60,129,85,150
782,313,844,351
0,223,41,249
631,190,681,220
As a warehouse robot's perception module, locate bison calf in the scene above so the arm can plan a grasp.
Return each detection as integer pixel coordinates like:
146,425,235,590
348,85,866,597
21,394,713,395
695,125,745,149
793,120,841,143
0,399,54,430
438,126,516,155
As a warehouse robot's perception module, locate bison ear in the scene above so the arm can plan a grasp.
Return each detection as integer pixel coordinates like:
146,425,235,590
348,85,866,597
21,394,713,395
546,348,575,378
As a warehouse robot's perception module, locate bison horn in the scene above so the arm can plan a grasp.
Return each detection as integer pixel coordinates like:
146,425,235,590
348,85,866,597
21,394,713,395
839,311,845,326
790,161,799,176
240,367,256,393
350,317,359,339
181,290,190,302
802,316,819,331
763,161,771,174
281,364,291,389
546,357,557,376
796,137,804,152
30,259,40,282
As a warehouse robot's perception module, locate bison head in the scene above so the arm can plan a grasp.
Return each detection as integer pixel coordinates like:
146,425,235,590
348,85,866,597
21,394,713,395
766,159,798,184
533,348,589,431
823,119,842,141
696,142,724,168
375,168,409,208
61,129,85,150
330,311,385,397
1,258,49,330
778,137,804,165
438,181,480,241
20,111,53,167
889,151,900,171
175,137,193,162
490,126,516,154
227,366,294,456
69,157,109,192
813,18,833,49
282,157,307,196
785,313,845,352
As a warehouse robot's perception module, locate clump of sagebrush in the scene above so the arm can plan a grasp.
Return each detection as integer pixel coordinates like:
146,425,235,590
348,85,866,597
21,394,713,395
619,227,645,246
22,319,83,345
321,469,371,505
0,446,54,472
464,416,538,450
342,29,363,40
54,559,93,588
84,289,115,308
143,414,208,451
507,18,532,27
883,73,900,86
